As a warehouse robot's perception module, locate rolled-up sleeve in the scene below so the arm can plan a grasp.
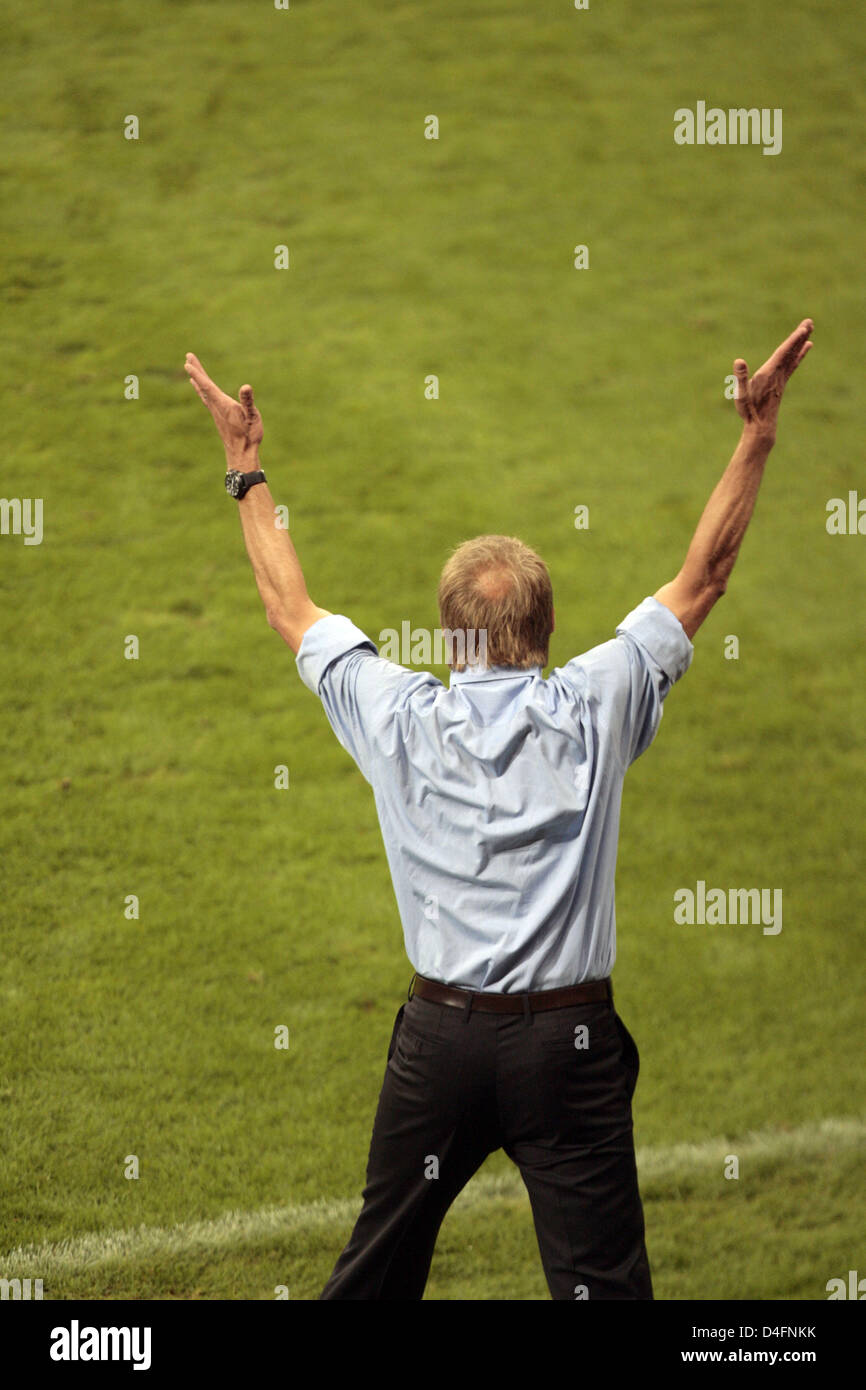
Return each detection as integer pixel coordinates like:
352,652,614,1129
294,615,378,780
612,597,693,766
559,597,693,769
296,615,378,695
296,614,424,784
616,596,693,689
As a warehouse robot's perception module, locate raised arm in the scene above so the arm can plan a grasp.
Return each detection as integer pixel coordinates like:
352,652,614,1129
654,318,813,640
184,353,330,653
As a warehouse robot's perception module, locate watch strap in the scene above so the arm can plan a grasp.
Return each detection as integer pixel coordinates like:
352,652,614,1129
239,469,267,497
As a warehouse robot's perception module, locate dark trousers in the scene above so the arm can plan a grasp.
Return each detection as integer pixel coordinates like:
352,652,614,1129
319,986,652,1300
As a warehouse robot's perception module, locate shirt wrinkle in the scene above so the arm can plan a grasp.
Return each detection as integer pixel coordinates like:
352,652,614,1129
296,597,692,991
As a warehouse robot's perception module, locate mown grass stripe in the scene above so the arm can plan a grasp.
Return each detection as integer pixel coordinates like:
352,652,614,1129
3,1116,863,1278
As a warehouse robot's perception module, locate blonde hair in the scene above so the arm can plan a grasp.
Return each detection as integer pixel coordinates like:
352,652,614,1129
437,535,554,671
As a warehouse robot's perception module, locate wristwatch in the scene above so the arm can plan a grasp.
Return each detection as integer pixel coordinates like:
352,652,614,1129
225,469,267,500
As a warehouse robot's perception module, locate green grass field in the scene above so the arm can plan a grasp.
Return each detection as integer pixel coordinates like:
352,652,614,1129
1,0,864,1300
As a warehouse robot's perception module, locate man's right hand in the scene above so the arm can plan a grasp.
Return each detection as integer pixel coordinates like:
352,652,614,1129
655,318,815,640
733,318,814,444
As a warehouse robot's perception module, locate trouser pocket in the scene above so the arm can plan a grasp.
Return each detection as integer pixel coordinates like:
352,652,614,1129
614,1012,640,1101
387,1004,406,1062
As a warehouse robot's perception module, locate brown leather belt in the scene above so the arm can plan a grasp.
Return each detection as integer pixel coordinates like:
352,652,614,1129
410,973,612,1014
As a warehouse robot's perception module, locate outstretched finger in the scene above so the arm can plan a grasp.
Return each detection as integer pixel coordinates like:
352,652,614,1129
189,376,210,405
771,319,814,372
184,352,216,391
791,339,813,371
239,384,256,419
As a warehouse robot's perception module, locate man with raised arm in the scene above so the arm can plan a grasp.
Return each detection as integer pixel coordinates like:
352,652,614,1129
184,318,812,1300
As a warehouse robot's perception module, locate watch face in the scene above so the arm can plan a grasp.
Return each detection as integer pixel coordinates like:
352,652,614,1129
225,471,243,497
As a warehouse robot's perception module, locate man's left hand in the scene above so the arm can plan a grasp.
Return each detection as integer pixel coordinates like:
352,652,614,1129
184,352,264,464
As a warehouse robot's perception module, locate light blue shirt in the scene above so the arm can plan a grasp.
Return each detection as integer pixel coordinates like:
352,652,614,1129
296,597,693,993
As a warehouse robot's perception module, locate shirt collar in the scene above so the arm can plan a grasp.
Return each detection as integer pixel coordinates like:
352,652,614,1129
449,664,543,686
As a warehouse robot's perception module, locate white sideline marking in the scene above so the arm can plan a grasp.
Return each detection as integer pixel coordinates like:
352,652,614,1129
2,1115,863,1278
